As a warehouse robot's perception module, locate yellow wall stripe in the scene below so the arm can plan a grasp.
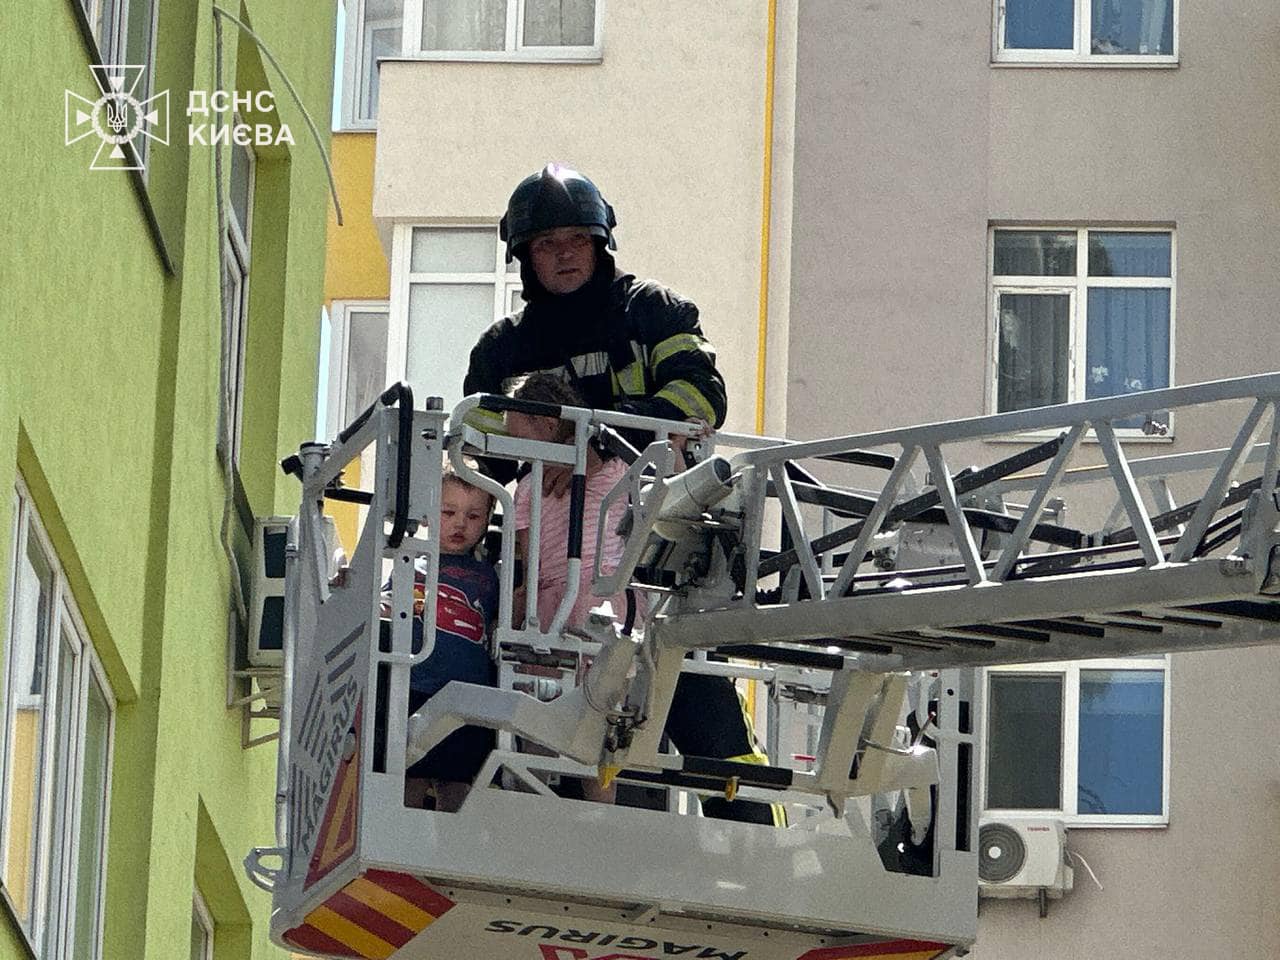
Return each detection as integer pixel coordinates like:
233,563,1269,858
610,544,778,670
755,0,778,434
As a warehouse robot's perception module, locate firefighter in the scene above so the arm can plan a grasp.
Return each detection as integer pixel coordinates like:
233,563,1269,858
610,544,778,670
463,163,781,825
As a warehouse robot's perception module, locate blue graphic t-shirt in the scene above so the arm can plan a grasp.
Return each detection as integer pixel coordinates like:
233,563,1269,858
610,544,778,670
409,553,498,696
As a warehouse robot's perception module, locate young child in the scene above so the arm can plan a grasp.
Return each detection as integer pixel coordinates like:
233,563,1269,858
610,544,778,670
506,373,630,635
383,463,498,812
507,373,630,803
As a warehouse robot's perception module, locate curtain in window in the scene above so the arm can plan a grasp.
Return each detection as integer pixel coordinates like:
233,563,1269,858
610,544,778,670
1092,0,1173,55
1077,670,1164,815
524,0,595,46
987,674,1063,809
997,292,1071,413
2,535,52,928
1086,288,1169,427
406,284,499,411
1088,232,1171,277
344,311,390,425
421,0,506,51
70,676,112,959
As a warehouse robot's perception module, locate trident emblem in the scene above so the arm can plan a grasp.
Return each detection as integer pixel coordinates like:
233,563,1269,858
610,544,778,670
65,65,168,171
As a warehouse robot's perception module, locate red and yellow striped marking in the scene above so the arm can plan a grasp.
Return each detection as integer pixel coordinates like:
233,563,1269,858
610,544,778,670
283,869,456,959
795,940,952,960
305,705,364,891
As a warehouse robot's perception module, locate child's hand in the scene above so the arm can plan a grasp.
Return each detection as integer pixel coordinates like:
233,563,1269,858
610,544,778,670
668,419,712,473
542,443,604,497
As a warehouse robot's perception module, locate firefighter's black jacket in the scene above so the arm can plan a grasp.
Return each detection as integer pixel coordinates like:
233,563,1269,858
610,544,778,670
463,254,727,461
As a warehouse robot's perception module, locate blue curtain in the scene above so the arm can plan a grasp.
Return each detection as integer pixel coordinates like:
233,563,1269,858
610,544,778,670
1086,288,1170,427
1092,0,1173,55
1077,670,1164,815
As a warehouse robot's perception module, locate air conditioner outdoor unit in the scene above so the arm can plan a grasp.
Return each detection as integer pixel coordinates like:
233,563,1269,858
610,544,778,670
247,516,292,667
978,817,1073,900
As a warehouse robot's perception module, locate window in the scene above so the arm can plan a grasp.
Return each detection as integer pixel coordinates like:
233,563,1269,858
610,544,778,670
327,301,391,437
223,138,256,464
995,0,1176,64
79,0,160,165
389,224,521,413
983,658,1168,825
415,0,600,55
990,227,1174,431
190,890,214,960
85,0,158,74
1,483,115,958
342,0,405,126
341,0,601,126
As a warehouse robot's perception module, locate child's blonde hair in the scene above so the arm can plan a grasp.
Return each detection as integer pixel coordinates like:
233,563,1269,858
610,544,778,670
440,459,495,513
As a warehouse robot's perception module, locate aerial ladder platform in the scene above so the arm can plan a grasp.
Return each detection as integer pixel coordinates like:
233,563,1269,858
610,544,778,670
246,371,1280,960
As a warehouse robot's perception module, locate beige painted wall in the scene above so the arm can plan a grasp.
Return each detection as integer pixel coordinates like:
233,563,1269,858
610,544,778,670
789,2,1280,958
372,1,771,433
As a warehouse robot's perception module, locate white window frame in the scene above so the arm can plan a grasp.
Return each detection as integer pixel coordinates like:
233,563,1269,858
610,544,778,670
191,888,214,960
387,222,521,405
987,225,1176,438
405,0,604,61
981,657,1170,828
0,481,115,959
327,299,392,438
223,136,256,466
80,0,161,169
340,0,603,128
340,0,404,130
993,0,1178,66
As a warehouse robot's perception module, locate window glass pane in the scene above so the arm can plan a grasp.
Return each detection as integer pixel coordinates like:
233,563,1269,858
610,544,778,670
524,0,595,46
506,285,523,315
42,635,78,960
993,231,1077,276
1085,288,1170,427
997,292,1071,413
123,0,155,97
1088,232,1171,277
1092,0,1173,55
71,673,111,960
190,902,212,960
1004,0,1074,50
94,0,123,53
344,310,390,425
1078,669,1164,814
2,529,54,928
411,227,497,273
360,20,402,120
406,284,498,411
229,143,253,244
987,674,1063,809
421,0,506,51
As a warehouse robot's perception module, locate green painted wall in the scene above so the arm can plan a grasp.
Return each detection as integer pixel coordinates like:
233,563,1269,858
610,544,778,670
0,0,335,956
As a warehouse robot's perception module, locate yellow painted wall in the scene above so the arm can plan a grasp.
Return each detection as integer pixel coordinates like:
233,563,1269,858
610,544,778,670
324,132,389,305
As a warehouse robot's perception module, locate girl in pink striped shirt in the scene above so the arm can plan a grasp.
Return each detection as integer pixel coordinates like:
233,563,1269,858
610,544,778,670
508,373,629,634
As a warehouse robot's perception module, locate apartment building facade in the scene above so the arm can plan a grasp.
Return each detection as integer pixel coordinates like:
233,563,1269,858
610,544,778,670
0,1,335,958
786,2,1280,958
327,0,781,439
325,1,1278,957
